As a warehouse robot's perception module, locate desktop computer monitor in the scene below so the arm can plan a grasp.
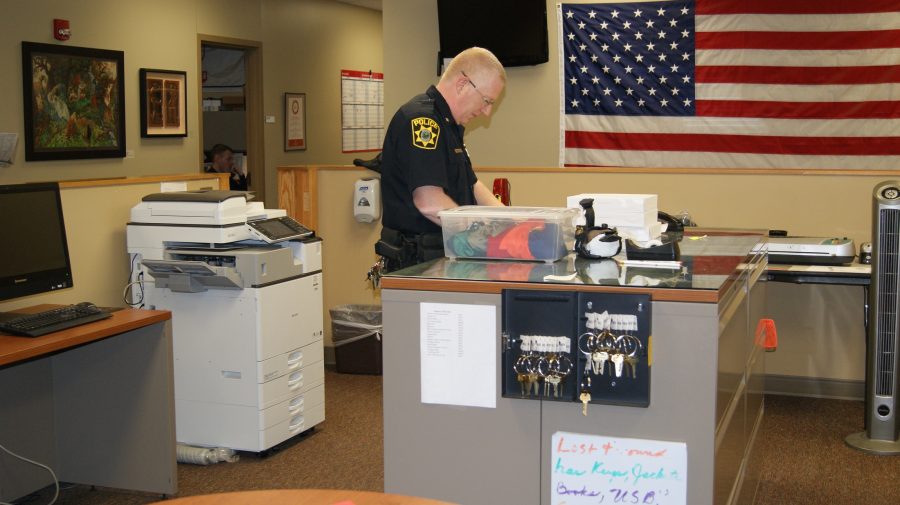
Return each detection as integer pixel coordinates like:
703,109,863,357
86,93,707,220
0,182,73,302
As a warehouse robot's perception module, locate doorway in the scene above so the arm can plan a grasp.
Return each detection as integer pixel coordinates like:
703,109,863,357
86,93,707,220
198,36,264,201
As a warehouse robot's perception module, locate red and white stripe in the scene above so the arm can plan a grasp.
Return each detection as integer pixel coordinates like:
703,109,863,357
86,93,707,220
562,0,900,169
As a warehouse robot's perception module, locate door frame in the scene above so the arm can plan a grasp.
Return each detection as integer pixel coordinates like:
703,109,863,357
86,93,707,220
197,35,265,202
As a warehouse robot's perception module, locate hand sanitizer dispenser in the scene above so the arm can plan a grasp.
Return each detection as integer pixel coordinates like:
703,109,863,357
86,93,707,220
354,178,381,223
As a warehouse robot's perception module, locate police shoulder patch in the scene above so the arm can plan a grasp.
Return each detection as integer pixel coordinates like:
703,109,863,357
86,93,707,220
411,117,440,150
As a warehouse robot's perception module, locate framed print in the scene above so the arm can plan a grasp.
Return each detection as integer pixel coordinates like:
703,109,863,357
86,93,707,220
140,68,187,137
284,92,306,151
22,41,126,161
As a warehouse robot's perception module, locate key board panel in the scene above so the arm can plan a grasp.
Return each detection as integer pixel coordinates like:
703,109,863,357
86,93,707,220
501,289,651,408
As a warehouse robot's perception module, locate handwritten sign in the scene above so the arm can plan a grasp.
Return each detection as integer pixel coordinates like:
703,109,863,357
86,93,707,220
551,431,687,505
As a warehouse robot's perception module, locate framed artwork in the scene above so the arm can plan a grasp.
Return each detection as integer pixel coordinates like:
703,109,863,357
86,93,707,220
21,41,126,161
284,92,306,151
139,68,187,137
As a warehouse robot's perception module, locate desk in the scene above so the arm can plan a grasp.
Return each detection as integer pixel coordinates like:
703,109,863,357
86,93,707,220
765,262,870,286
767,262,870,333
155,489,460,505
0,307,176,502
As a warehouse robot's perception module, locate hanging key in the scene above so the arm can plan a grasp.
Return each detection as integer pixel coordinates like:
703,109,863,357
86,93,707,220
579,388,591,416
590,349,600,375
513,354,531,396
517,372,529,396
578,377,592,416
624,353,639,378
527,372,539,396
365,257,385,289
620,334,642,379
610,352,625,378
546,373,562,397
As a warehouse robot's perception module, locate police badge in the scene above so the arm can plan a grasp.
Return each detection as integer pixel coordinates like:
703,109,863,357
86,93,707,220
411,117,440,149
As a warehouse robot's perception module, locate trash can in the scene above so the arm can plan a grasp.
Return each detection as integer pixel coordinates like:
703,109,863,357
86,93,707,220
330,304,382,375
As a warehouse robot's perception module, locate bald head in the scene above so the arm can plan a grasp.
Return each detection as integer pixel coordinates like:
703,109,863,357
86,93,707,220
436,47,507,125
439,47,507,88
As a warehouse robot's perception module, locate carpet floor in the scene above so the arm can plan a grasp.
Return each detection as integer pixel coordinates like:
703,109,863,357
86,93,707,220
12,369,900,505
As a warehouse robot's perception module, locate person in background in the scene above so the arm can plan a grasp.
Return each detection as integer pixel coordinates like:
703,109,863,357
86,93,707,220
376,47,507,272
206,143,248,191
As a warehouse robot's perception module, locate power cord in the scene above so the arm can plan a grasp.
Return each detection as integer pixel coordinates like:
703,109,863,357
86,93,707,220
0,442,59,505
123,255,145,308
122,275,146,308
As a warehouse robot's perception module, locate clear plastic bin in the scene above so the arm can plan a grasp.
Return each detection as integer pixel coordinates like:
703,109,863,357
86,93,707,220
330,304,382,375
439,206,579,263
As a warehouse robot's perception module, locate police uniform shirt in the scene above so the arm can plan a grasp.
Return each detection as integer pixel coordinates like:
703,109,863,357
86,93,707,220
380,85,477,235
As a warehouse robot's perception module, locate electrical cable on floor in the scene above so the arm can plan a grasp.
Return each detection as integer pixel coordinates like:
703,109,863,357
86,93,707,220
0,442,59,505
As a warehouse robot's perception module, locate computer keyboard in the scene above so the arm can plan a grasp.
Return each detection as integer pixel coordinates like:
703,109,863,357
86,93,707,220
0,302,112,337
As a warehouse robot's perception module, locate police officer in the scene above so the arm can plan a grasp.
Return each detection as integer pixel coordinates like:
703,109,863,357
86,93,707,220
377,47,507,272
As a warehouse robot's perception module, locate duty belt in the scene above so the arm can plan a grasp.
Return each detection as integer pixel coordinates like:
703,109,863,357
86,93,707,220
375,227,444,272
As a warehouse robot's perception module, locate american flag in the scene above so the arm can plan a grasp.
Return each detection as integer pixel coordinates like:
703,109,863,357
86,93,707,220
560,0,900,169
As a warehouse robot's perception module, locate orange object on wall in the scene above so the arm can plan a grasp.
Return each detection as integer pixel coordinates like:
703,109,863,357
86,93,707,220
755,319,778,352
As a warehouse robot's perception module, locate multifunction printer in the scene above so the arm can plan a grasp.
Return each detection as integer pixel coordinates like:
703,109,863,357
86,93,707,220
126,190,324,452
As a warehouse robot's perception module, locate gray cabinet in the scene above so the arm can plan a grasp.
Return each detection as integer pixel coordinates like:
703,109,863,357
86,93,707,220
381,231,768,505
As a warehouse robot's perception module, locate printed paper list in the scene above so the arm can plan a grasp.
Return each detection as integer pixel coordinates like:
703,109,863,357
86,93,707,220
420,303,495,408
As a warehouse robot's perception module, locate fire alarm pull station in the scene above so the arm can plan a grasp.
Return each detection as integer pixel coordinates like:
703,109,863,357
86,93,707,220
54,19,71,41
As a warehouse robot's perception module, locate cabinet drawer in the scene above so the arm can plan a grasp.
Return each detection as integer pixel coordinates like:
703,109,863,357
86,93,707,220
175,396,326,452
259,384,325,430
259,401,326,449
259,359,324,409
258,340,324,383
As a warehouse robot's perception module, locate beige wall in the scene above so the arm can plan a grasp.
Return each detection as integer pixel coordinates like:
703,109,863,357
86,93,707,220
317,169,383,311
261,0,383,207
0,0,249,184
0,0,382,210
382,0,559,166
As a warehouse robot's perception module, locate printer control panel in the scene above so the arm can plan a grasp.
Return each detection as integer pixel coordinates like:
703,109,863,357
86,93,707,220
247,216,313,243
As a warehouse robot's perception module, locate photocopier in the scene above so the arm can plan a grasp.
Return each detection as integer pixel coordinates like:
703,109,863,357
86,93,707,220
126,190,324,452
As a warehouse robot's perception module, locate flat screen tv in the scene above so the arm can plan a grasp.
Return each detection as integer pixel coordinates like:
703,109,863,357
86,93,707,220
0,182,73,302
437,0,549,68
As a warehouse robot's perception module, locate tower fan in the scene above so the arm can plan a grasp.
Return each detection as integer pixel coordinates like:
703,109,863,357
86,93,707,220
846,180,900,454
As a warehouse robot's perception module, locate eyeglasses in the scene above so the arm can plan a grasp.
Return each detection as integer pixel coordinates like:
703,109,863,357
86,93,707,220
461,71,495,107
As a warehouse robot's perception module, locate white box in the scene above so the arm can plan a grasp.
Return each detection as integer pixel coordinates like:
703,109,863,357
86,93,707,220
567,193,658,228
617,222,664,241
567,193,657,213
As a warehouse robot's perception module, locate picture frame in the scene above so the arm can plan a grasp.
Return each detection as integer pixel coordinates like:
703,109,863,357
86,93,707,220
21,41,126,161
284,92,306,151
139,68,187,138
